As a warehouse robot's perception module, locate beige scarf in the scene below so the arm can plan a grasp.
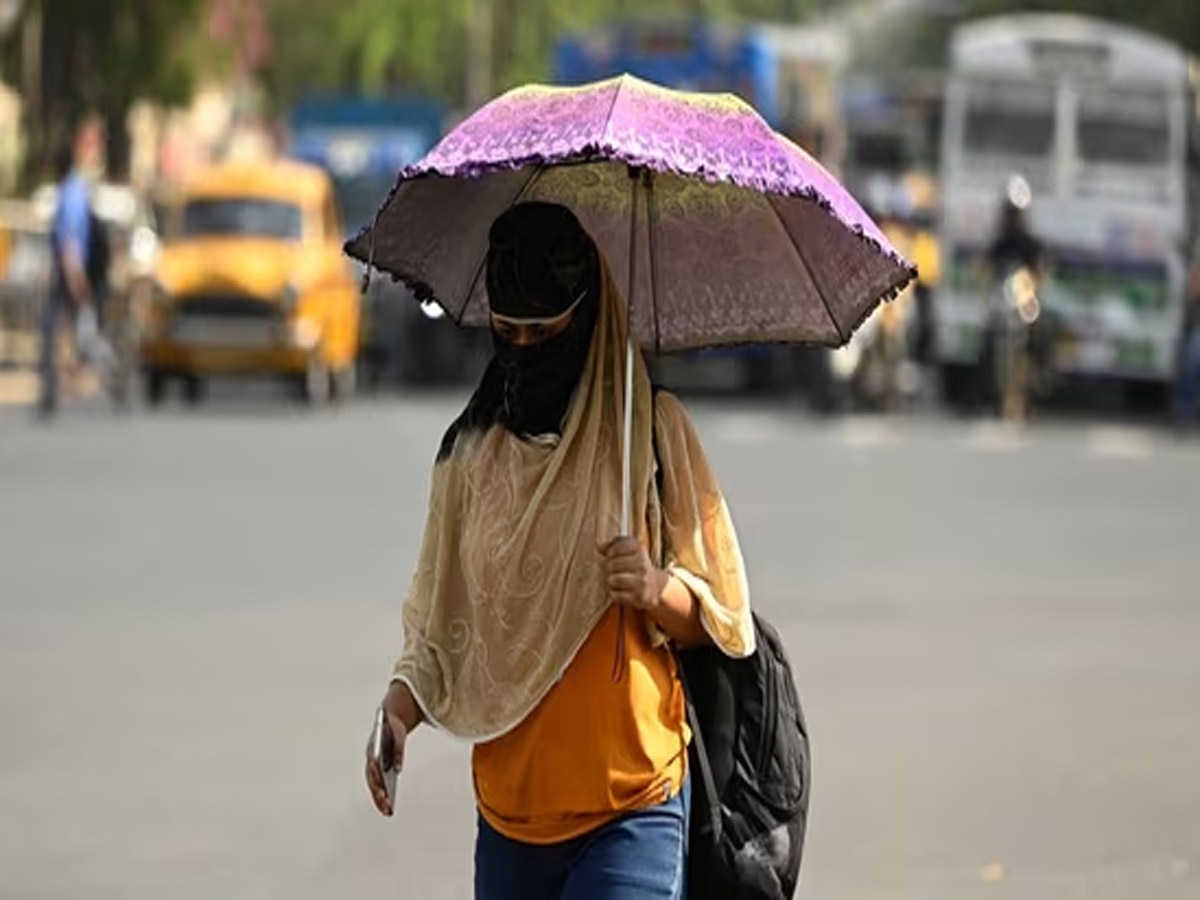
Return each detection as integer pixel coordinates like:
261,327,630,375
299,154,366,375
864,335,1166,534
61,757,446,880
393,261,755,741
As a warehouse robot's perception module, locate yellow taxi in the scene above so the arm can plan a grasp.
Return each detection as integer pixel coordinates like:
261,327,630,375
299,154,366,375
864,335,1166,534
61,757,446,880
139,160,360,405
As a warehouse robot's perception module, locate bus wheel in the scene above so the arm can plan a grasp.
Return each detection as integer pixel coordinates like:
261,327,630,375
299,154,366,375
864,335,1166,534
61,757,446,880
1124,381,1167,416
939,363,976,413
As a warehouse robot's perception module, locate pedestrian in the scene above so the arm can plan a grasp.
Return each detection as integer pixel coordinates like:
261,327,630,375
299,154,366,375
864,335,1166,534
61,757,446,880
1172,241,1200,432
982,176,1046,422
363,201,755,900
36,138,95,419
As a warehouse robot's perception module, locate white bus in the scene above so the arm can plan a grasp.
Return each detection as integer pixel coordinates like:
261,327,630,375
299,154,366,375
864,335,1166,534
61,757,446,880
936,14,1199,402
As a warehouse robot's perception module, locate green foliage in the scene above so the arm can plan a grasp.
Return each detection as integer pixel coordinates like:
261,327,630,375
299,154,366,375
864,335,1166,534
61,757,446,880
51,0,205,109
258,0,823,111
1,0,209,180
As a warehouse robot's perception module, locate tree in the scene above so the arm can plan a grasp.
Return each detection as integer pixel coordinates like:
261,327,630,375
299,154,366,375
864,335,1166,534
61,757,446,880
1,0,208,185
261,0,471,106
257,0,824,116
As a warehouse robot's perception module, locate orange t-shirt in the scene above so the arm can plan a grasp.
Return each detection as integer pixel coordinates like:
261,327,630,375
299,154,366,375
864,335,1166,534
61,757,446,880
472,605,690,844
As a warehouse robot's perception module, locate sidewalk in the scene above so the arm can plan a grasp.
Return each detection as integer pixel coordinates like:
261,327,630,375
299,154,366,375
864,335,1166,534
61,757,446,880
0,368,102,408
0,328,104,408
1,327,38,407
0,369,37,407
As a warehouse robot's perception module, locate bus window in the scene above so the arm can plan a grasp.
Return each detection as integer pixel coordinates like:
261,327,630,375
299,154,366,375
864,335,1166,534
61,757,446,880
963,82,1055,159
1077,89,1171,167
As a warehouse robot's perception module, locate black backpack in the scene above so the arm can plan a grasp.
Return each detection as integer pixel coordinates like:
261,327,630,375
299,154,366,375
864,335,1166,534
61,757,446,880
652,394,812,899
674,618,811,900
85,207,111,293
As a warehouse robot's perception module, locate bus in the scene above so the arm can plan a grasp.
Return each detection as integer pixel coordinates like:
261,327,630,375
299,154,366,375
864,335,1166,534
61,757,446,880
936,14,1199,403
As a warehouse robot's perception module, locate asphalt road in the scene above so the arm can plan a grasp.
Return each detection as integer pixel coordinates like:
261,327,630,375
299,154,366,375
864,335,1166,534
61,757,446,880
1,391,1198,899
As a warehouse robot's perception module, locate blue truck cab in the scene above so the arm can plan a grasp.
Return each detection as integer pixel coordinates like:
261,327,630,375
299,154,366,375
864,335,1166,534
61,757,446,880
552,19,810,395
287,95,489,387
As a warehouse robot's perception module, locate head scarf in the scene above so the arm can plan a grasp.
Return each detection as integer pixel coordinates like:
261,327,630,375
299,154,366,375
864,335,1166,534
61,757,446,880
440,202,600,456
397,208,755,741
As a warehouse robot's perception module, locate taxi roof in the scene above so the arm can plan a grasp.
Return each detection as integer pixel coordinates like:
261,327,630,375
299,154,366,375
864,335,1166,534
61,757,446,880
182,159,331,206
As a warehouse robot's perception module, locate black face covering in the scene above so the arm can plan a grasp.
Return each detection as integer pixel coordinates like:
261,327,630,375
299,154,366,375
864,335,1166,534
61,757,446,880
437,203,600,459
491,300,597,437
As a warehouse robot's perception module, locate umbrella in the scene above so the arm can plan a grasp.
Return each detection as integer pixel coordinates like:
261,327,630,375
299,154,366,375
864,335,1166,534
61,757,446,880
345,73,916,531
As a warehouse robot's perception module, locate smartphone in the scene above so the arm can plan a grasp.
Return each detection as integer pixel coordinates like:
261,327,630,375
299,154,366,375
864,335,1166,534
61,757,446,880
372,705,397,807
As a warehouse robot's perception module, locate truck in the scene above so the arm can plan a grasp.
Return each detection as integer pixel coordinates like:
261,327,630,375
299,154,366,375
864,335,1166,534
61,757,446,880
286,95,489,388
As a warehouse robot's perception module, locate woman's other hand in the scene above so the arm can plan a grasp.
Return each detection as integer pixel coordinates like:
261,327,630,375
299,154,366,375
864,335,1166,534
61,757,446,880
364,682,419,816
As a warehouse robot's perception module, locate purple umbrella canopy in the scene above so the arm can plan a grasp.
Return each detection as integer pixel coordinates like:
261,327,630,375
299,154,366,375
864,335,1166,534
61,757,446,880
345,73,916,353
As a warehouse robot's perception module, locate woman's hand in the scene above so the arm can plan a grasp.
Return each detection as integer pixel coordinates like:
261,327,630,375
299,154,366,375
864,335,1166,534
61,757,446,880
601,537,712,647
364,684,414,817
600,537,668,611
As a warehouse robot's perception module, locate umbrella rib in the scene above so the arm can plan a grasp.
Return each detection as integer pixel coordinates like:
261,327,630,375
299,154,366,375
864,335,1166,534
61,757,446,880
645,172,663,356
454,165,548,326
767,195,845,346
601,76,627,150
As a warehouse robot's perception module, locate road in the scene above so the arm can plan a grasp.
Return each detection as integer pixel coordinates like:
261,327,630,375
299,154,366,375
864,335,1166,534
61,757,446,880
1,392,1198,899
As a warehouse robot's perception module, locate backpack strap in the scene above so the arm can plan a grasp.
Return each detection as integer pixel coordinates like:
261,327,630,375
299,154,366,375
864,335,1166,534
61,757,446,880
672,646,723,842
652,386,722,842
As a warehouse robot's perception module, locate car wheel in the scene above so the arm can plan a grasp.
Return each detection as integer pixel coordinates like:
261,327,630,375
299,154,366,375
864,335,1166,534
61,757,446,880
182,376,207,407
331,364,357,403
297,353,331,405
143,370,168,408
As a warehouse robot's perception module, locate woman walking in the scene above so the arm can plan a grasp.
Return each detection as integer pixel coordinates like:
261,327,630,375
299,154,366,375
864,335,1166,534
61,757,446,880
363,201,754,899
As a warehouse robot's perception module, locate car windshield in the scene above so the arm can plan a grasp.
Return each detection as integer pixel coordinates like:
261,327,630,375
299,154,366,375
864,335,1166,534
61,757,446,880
180,197,303,241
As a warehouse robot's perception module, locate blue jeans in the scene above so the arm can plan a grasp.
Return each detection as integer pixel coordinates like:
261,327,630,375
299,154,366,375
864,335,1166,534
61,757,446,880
474,777,690,900
37,287,72,411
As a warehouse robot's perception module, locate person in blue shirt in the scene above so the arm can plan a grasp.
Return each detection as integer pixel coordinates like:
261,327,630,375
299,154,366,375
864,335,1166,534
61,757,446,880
37,142,94,419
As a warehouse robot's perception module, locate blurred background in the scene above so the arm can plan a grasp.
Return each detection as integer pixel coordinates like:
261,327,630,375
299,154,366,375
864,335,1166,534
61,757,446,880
1,1,1199,898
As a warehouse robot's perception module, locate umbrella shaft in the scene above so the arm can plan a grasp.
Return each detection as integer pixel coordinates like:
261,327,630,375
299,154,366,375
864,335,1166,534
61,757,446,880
621,335,634,535
620,167,641,536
